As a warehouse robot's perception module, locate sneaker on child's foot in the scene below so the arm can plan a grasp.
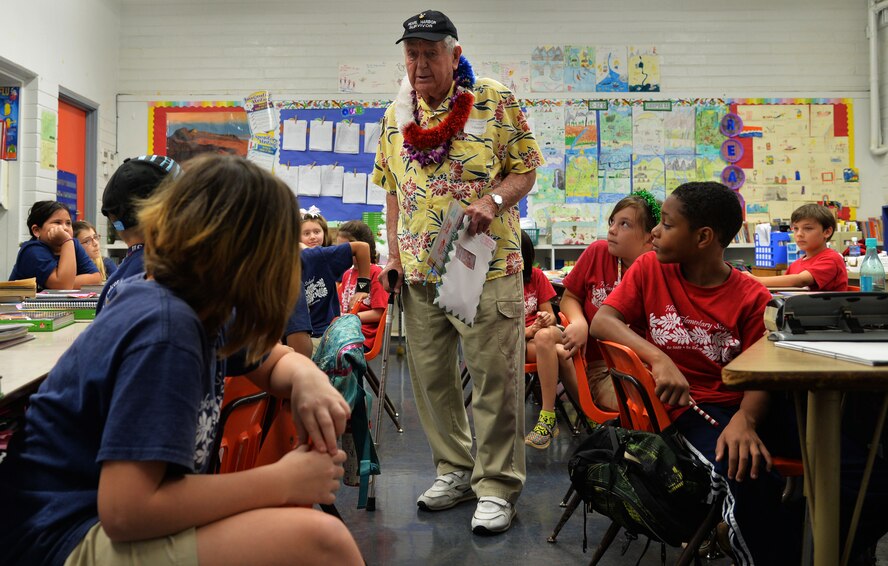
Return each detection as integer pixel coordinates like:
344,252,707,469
417,470,474,511
471,496,516,534
524,418,559,449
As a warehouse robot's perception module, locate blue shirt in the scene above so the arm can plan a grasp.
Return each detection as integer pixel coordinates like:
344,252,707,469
300,244,354,337
0,278,255,566
96,244,144,316
8,239,98,291
284,288,313,338
102,256,117,278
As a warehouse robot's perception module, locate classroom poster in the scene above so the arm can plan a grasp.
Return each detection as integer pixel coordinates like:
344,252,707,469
628,45,661,92
531,46,564,92
0,87,19,160
595,46,628,92
338,62,405,94
564,46,596,92
564,104,597,149
477,61,531,94
40,110,57,171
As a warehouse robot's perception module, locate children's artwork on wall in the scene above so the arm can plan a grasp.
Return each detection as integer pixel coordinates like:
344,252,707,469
565,149,598,203
628,45,660,92
528,104,566,163
632,155,666,199
665,154,697,191
632,108,666,156
599,107,632,156
695,106,724,157
664,107,696,155
477,61,531,94
565,104,597,149
149,102,249,162
531,164,565,202
531,46,565,92
595,46,628,92
564,46,597,92
551,220,597,245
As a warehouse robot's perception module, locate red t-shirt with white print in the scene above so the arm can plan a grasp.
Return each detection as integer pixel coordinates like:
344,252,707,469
524,267,558,327
339,264,389,350
786,248,848,291
562,240,621,364
603,251,772,420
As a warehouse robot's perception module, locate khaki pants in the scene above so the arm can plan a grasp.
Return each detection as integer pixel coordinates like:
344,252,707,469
65,522,198,566
402,273,526,503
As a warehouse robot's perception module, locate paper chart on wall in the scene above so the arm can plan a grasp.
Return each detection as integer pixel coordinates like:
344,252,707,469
367,179,386,205
246,132,278,172
334,120,360,154
564,46,596,92
342,172,367,203
531,45,564,92
595,46,628,92
628,45,660,92
363,121,382,153
275,165,299,196
297,165,322,196
244,90,276,134
309,119,334,151
810,105,835,137
319,165,345,197
282,119,308,151
477,61,531,94
338,61,405,94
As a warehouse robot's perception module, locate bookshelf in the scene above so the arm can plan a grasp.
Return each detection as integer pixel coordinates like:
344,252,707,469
534,241,757,270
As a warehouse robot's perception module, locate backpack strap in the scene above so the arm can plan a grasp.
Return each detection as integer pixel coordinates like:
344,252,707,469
350,390,381,509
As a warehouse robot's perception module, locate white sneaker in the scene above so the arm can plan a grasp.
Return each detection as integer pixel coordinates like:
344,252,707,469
416,470,474,511
471,496,516,534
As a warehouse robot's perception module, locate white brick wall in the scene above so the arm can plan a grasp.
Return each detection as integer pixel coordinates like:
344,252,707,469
1,0,119,276
118,0,869,97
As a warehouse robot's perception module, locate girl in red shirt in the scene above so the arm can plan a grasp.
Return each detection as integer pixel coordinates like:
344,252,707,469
557,192,659,414
336,220,389,351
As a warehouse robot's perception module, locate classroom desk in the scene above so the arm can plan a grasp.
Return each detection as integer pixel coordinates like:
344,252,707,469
722,337,888,566
0,323,87,407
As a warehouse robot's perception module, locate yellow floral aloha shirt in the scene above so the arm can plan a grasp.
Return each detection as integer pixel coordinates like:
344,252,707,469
372,78,544,284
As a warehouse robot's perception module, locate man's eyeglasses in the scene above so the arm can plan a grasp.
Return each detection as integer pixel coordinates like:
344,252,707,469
79,234,101,246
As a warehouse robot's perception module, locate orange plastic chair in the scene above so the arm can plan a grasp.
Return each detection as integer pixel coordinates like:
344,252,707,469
848,285,861,292
350,303,402,432
210,377,274,474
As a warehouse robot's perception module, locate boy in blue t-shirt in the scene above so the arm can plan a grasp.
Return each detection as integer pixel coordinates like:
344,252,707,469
96,155,181,315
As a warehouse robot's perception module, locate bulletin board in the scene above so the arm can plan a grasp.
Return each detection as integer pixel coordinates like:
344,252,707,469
276,102,387,220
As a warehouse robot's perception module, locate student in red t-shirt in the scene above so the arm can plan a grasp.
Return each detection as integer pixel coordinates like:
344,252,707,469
589,182,798,564
750,203,848,291
337,220,389,351
520,230,570,449
557,192,659,413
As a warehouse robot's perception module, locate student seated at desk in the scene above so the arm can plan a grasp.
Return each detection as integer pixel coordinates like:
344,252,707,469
590,181,802,564
749,203,848,291
0,156,363,566
96,155,182,315
8,201,101,291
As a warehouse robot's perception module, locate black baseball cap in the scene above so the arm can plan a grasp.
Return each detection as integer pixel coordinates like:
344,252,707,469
396,10,458,44
101,155,181,231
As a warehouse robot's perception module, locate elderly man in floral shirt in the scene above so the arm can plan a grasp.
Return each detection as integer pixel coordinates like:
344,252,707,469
372,10,543,535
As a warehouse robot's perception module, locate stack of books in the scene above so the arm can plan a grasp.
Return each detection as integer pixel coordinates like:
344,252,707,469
0,278,37,301
0,323,36,349
0,310,75,332
20,292,99,321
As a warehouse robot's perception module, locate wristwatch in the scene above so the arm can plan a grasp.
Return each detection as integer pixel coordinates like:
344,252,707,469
489,193,504,214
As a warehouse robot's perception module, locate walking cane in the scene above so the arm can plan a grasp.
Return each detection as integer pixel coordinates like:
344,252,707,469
366,269,400,511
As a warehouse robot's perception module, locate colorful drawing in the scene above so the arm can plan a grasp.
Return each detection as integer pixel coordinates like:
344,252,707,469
565,149,599,202
531,45,565,92
632,155,666,198
150,103,249,161
664,107,695,155
338,61,405,94
532,164,566,203
564,46,596,92
529,104,566,162
628,45,660,92
599,107,632,156
632,108,666,156
0,86,19,160
565,104,597,149
595,46,628,92
696,155,724,184
695,106,724,156
665,155,697,191
477,60,531,93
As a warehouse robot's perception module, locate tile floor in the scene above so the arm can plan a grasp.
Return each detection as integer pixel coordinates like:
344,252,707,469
335,345,737,566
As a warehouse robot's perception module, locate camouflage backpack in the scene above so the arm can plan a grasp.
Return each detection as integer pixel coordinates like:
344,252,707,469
567,423,713,547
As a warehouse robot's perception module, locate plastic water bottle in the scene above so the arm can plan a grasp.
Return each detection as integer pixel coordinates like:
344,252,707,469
849,237,861,258
859,237,885,292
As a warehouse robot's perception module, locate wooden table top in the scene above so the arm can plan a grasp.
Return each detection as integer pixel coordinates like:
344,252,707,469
722,336,888,391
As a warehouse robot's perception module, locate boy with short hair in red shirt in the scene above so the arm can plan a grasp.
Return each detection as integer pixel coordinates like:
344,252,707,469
751,203,848,291
589,181,797,564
